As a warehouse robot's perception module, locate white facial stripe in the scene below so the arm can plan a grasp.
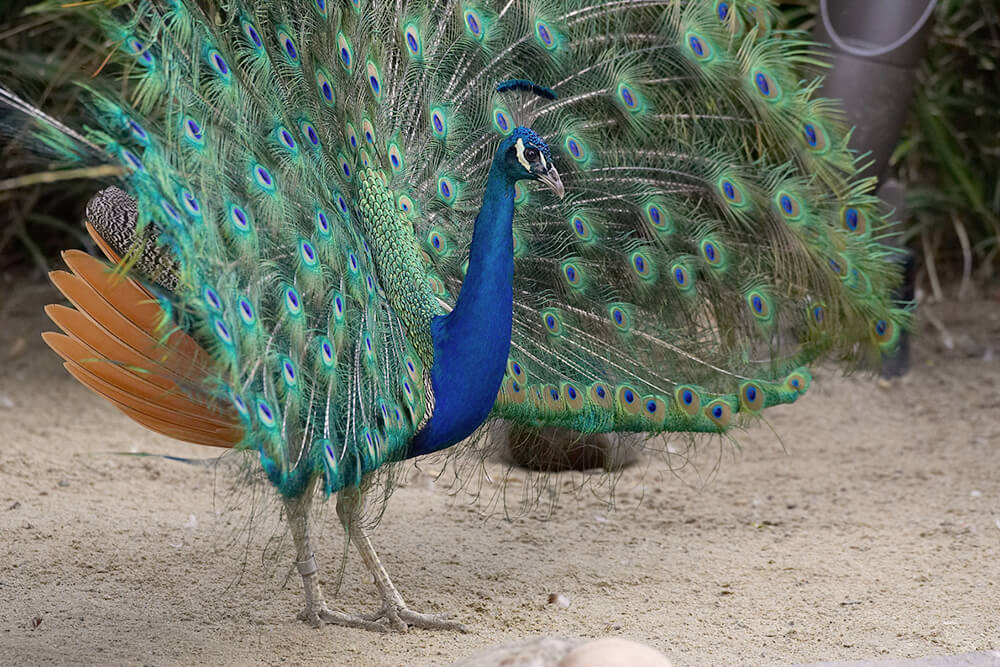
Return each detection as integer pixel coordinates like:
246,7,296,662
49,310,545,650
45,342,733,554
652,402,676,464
515,137,531,171
539,152,547,170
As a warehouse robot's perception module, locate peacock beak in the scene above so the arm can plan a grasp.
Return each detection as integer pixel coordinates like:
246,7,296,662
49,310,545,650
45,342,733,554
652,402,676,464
537,165,565,200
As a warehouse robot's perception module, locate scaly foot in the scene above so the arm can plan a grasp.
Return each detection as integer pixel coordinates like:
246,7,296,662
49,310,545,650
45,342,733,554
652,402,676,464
361,602,468,632
297,602,388,632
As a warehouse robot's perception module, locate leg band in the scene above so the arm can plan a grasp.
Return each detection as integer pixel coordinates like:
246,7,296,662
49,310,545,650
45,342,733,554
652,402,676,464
296,553,318,577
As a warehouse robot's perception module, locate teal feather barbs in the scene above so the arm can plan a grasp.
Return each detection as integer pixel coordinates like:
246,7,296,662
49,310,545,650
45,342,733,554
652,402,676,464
25,0,906,499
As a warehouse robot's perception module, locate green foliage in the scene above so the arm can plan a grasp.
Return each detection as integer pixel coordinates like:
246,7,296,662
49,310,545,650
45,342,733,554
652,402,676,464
0,1,110,274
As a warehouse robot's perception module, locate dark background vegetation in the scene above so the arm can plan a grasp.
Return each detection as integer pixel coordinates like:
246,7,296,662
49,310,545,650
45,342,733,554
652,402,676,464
1,1,998,294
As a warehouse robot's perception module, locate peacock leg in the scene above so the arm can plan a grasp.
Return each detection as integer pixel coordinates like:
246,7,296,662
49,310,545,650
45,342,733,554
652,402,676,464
336,487,468,632
283,487,387,632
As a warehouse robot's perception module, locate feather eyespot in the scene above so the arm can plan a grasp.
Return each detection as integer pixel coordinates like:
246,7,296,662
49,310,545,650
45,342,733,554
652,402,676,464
609,304,630,331
203,286,222,312
561,261,584,289
616,385,642,415
183,117,204,146
752,69,782,101
299,121,320,147
253,164,275,192
256,400,276,428
403,24,422,58
562,383,584,411
828,253,850,279
564,135,587,163
281,357,298,387
810,303,826,327
299,239,317,267
366,61,383,99
277,29,299,63
842,206,869,234
337,154,352,180
785,370,810,394
213,318,233,345
873,318,899,349
437,176,456,204
337,32,353,71
464,10,484,40
284,287,302,316
570,215,593,242
398,194,415,217
542,310,563,336
700,239,725,269
674,386,701,416
671,263,694,292
586,382,612,409
685,31,714,62
362,119,376,146
803,120,830,153
740,382,765,412
427,229,449,255
315,69,335,107
207,50,230,80
229,204,250,232
276,126,297,153
316,210,330,237
181,190,201,218
643,396,666,423
493,109,512,135
242,20,263,49
237,297,255,326
121,148,146,171
127,39,155,66
704,400,732,429
646,203,671,232
535,20,558,50
231,392,249,418
430,108,447,139
630,251,654,280
718,178,748,207
127,119,148,144
387,143,404,173
776,191,803,221
616,83,642,112
160,199,180,223
746,290,773,322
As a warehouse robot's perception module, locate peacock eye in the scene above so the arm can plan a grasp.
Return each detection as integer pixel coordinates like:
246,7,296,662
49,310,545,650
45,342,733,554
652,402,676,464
524,147,539,161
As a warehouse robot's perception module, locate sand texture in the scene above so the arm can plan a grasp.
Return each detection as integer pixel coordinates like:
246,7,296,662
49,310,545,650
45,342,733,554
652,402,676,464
1,283,998,666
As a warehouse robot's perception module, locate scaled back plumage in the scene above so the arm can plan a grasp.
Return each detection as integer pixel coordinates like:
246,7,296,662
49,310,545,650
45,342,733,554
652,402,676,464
10,0,906,631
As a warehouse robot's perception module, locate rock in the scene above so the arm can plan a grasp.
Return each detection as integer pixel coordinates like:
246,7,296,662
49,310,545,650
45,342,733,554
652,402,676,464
450,637,671,667
451,637,580,667
498,422,641,472
561,639,672,667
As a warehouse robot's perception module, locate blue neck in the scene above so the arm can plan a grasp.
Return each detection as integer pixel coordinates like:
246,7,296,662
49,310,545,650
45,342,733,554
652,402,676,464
407,156,515,458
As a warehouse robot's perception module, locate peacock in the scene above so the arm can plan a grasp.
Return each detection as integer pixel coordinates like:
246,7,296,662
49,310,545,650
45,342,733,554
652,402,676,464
4,0,907,632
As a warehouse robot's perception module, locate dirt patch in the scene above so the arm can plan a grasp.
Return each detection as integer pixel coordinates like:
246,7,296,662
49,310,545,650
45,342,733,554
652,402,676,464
1,283,998,666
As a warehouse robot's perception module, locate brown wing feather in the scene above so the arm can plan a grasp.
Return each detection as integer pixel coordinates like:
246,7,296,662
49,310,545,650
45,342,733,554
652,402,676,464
43,332,236,429
61,360,243,446
61,249,209,369
44,240,244,449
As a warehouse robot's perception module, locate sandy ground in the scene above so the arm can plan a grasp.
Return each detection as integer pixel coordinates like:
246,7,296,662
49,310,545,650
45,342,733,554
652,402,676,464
1,280,998,666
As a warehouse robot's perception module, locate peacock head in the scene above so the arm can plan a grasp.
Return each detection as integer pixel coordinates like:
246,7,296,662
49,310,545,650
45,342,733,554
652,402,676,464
499,127,564,199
